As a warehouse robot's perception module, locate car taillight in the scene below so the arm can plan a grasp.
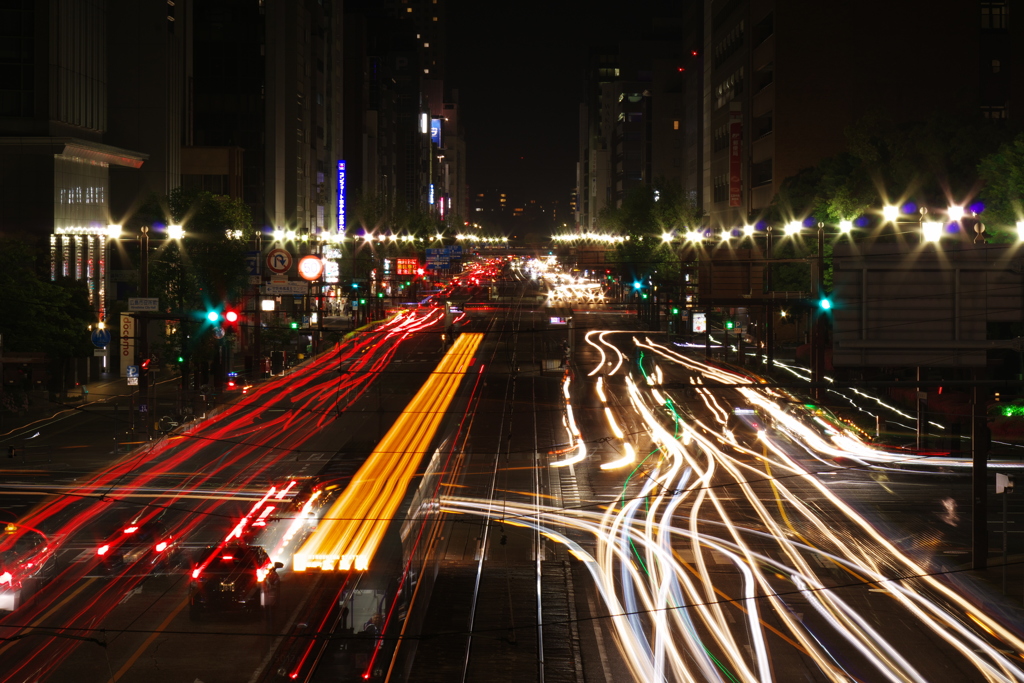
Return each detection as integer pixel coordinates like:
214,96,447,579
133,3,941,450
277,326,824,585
123,526,138,534
256,567,268,583
155,542,167,552
0,571,12,585
191,568,201,579
97,545,110,556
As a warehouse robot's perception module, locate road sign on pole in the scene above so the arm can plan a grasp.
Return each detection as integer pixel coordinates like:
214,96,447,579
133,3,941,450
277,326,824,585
91,328,111,348
266,248,293,275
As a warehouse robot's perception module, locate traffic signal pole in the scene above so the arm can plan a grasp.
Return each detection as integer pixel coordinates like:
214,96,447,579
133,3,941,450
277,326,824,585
138,226,151,438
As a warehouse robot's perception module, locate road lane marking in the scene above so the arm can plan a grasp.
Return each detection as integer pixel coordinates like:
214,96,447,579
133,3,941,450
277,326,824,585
110,596,188,682
0,577,97,657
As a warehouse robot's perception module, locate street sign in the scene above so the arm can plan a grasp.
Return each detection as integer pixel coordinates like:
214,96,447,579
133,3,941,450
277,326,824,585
245,251,261,277
265,282,308,295
126,365,139,378
692,312,707,333
127,377,138,386
128,297,159,312
266,248,293,275
297,255,324,281
90,327,111,348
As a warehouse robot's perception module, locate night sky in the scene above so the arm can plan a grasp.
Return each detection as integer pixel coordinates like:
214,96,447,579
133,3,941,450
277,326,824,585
446,0,683,217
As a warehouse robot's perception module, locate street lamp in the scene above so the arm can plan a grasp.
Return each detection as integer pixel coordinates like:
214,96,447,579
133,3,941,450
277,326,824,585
784,221,802,237
838,220,853,234
882,205,900,223
922,220,943,243
167,224,184,240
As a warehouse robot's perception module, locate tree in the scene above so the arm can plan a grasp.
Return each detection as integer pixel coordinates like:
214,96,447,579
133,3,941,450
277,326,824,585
0,239,94,397
601,183,700,287
133,188,255,389
978,131,1024,241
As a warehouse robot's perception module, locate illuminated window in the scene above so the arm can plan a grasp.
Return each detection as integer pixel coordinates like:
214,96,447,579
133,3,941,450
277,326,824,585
981,1,1008,29
993,59,1002,73
407,6,412,11
673,120,680,130
433,16,438,21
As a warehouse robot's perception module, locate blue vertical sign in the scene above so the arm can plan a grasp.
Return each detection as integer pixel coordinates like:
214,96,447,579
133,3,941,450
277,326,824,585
337,160,347,232
430,117,442,146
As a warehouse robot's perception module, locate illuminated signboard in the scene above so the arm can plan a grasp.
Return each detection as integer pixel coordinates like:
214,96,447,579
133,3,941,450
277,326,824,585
337,160,346,232
396,258,418,275
692,312,707,333
430,117,442,146
438,196,446,219
429,183,435,205
549,317,568,325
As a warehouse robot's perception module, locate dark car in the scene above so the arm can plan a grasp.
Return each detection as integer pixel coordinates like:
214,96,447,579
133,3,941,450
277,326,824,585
0,527,59,611
188,544,282,621
95,520,180,574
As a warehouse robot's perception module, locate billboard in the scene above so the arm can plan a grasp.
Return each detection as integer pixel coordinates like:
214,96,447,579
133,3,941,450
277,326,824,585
337,160,347,231
430,117,442,146
120,313,135,377
396,258,418,275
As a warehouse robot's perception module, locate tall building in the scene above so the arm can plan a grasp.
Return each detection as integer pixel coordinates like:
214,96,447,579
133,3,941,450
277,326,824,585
189,0,344,234
702,0,990,228
345,0,462,230
0,0,148,325
576,27,683,230
106,0,192,221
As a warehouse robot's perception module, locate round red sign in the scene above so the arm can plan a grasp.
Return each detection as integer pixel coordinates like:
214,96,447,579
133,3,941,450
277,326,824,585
297,255,324,281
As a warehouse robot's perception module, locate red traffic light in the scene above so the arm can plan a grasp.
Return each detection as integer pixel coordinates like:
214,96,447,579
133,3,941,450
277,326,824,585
225,310,239,323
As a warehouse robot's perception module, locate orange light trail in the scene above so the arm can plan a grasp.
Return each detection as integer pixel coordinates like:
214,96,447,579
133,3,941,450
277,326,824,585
293,332,483,572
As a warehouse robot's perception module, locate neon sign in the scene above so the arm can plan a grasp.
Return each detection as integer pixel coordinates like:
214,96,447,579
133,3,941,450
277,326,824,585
337,160,346,232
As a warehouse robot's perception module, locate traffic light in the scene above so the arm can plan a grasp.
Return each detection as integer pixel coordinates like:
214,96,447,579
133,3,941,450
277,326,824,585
725,320,735,330
206,310,221,323
223,307,240,334
671,307,680,315
819,297,832,311
290,321,299,330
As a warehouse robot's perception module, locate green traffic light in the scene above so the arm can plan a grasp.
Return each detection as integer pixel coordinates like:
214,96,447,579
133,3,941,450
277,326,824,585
177,356,184,363
207,311,220,323
819,298,832,310
671,307,680,315
725,320,735,330
290,321,298,329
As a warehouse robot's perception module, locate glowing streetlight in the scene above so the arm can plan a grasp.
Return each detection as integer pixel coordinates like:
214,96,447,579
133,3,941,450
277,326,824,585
661,232,673,243
784,221,802,236
685,230,702,242
167,224,184,239
838,220,853,234
947,205,965,222
742,225,755,236
1017,221,1024,240
273,228,285,241
106,224,122,239
922,221,943,243
882,205,900,223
